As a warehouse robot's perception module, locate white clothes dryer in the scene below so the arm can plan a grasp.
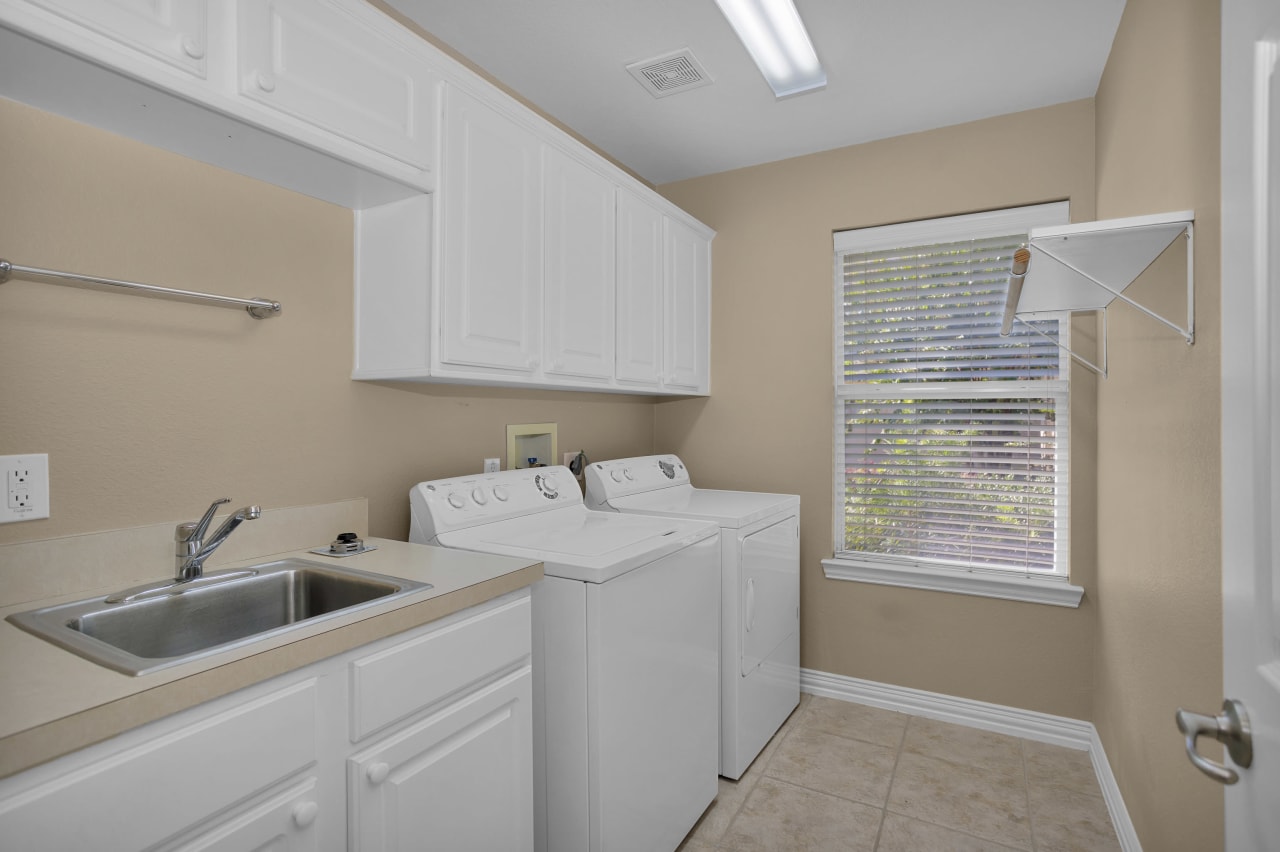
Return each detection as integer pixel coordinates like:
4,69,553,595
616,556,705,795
585,454,800,780
410,466,721,852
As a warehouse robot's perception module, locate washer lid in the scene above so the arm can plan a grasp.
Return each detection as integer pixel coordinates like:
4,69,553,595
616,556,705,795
607,487,799,529
436,504,719,583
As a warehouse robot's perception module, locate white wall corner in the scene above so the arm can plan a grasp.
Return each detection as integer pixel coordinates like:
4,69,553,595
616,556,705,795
799,668,1141,852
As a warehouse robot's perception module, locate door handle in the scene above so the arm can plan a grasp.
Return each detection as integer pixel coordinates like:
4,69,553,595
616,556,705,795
1175,699,1252,784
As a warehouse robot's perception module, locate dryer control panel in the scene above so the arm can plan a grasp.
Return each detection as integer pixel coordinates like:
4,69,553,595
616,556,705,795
410,465,581,542
584,454,691,504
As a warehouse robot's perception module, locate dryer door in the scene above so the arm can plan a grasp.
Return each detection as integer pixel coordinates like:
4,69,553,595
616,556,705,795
741,514,800,676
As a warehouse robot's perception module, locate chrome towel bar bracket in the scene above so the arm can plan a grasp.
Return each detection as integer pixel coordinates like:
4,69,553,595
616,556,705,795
0,258,282,319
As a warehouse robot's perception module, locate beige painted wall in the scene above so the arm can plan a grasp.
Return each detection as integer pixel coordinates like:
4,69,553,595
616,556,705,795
657,100,1100,720
1092,0,1224,849
0,98,657,554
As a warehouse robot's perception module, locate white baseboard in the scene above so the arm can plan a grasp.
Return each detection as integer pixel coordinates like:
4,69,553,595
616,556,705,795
799,668,1142,852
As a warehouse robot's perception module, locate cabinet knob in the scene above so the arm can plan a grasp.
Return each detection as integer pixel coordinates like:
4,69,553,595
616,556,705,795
367,762,391,785
180,36,205,60
254,71,277,93
292,800,319,828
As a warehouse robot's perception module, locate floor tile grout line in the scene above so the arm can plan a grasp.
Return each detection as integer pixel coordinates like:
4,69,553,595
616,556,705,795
878,808,1035,852
1021,737,1039,852
870,708,912,851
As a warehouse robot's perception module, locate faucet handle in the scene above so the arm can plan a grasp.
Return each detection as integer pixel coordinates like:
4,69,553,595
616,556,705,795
180,497,230,542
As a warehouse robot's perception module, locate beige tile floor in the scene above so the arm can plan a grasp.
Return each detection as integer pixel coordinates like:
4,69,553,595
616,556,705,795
679,694,1121,852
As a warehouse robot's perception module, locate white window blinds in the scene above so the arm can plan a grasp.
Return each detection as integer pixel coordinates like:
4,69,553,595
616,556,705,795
834,203,1070,577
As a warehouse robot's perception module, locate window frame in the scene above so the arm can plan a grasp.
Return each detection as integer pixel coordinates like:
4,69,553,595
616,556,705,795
823,203,1084,608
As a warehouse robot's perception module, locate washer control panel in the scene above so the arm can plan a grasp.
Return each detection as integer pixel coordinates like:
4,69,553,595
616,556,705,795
584,454,690,504
410,466,580,541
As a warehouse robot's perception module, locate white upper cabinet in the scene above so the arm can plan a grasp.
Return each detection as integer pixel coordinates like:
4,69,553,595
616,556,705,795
615,188,665,388
543,146,616,382
354,78,714,395
235,0,438,172
1,0,713,394
1,0,438,205
665,217,712,393
436,84,543,375
25,0,209,78
616,192,712,395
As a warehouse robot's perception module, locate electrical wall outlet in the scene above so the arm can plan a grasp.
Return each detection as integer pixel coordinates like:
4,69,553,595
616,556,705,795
1,454,50,523
483,457,501,473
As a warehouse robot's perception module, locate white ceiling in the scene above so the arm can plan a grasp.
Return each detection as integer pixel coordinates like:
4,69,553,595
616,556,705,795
384,0,1125,185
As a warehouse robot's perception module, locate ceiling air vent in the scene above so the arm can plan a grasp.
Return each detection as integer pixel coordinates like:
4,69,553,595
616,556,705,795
626,49,713,99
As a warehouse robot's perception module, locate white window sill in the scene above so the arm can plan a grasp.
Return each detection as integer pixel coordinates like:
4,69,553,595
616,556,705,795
821,557,1084,608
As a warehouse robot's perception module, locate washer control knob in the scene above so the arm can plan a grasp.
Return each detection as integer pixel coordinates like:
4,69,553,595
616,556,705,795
493,486,510,502
471,487,488,505
623,468,634,481
447,492,466,509
610,469,625,482
542,475,559,496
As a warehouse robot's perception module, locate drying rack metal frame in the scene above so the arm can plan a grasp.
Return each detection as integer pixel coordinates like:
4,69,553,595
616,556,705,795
1000,210,1194,377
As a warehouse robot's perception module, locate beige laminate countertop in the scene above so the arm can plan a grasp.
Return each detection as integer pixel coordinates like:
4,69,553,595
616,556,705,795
0,538,542,778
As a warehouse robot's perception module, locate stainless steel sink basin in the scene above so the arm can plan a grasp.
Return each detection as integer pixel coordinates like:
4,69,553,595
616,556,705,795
7,558,431,676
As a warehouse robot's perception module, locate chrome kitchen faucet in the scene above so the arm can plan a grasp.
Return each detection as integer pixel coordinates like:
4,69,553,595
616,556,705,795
175,498,261,581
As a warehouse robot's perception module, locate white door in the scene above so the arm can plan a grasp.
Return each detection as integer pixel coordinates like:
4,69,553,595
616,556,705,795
236,0,438,170
663,218,711,393
542,147,616,381
437,85,542,374
740,514,800,676
348,668,534,852
1218,0,1280,847
615,189,665,387
28,0,208,78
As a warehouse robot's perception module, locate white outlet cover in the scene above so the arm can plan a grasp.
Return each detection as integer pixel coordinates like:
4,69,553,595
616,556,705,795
1,454,50,523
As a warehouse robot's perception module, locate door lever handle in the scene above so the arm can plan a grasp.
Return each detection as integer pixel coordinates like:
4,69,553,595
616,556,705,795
1175,699,1252,784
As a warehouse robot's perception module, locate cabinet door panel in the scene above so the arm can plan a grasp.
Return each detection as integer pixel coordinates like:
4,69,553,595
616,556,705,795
664,219,711,393
237,0,437,170
616,190,665,386
349,668,534,852
438,86,542,373
24,0,208,77
543,148,616,380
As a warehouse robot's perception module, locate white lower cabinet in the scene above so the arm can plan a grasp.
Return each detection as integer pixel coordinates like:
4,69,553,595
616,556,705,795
0,589,532,851
349,668,533,851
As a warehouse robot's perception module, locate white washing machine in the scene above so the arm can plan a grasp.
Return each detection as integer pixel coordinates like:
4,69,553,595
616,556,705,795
585,454,800,780
410,466,721,852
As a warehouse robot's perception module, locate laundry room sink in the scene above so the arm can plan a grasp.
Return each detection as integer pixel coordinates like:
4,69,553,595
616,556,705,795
7,558,431,676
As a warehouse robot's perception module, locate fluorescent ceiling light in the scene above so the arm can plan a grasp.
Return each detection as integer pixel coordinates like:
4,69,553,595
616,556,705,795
714,0,826,99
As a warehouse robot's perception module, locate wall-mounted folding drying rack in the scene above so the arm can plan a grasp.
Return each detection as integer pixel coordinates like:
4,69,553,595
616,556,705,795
999,210,1194,376
0,258,282,318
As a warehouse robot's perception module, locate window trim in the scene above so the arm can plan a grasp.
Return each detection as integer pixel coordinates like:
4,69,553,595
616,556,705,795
828,202,1084,608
